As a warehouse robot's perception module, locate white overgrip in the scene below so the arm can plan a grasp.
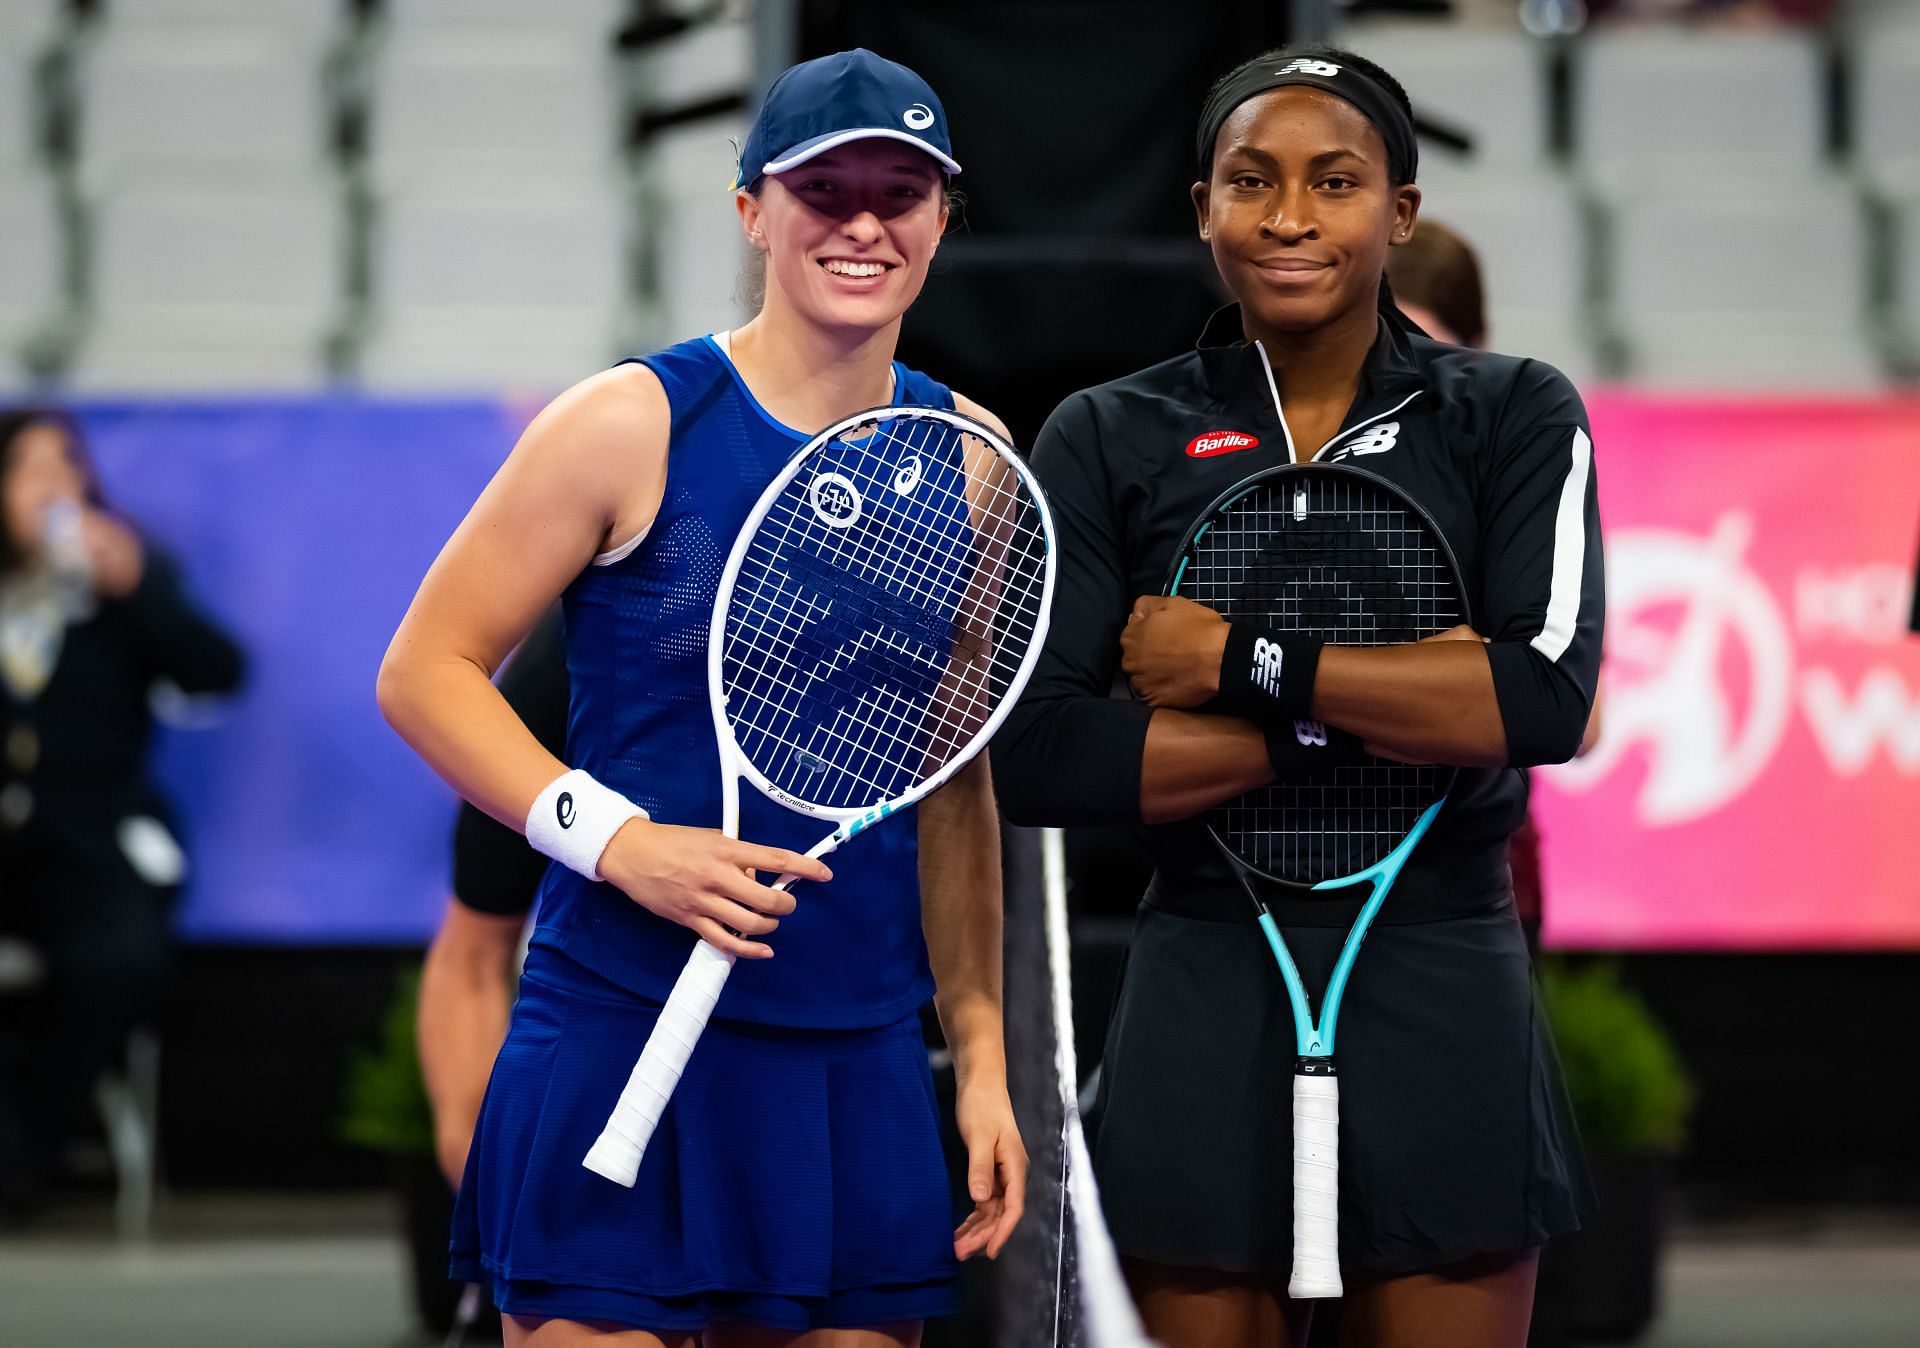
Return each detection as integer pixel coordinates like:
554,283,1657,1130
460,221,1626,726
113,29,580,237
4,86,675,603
581,939,736,1186
1288,1070,1342,1300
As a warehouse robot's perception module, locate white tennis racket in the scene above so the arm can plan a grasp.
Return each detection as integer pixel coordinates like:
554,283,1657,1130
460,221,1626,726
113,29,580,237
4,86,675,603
583,404,1056,1187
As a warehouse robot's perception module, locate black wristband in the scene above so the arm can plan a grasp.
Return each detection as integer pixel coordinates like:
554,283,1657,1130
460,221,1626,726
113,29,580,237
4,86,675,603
1263,718,1367,780
1217,620,1322,722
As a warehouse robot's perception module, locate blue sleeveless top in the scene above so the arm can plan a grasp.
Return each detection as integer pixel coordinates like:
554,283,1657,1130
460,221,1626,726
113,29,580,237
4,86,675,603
526,335,954,1028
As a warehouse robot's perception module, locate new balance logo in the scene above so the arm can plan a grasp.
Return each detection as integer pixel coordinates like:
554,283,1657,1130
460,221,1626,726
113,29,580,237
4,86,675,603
1293,719,1328,747
1328,422,1400,462
1251,637,1284,699
1276,58,1341,78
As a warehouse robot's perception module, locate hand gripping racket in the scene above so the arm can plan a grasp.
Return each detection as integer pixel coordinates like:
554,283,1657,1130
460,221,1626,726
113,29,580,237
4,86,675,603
583,405,1057,1186
1166,462,1470,1298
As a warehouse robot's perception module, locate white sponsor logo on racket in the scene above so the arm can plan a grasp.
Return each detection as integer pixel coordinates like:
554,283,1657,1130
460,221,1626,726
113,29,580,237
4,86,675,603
809,471,863,527
903,103,935,130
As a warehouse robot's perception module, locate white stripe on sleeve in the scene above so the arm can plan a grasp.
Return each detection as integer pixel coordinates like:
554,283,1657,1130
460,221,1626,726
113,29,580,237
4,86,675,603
1529,427,1592,663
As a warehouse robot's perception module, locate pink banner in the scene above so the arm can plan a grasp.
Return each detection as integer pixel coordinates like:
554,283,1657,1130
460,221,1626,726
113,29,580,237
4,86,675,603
1535,396,1920,950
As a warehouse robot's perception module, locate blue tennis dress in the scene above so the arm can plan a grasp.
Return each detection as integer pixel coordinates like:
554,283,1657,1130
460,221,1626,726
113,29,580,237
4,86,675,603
450,337,963,1332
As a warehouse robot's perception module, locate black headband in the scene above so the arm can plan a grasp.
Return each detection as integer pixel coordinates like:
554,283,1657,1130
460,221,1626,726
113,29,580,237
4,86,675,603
1195,54,1418,185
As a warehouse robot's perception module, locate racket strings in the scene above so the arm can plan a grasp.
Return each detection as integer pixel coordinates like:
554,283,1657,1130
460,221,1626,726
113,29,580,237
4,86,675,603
1183,472,1466,884
722,413,1049,812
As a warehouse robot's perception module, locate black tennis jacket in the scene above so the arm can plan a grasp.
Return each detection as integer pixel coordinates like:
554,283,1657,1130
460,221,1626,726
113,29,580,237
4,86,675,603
993,305,1604,925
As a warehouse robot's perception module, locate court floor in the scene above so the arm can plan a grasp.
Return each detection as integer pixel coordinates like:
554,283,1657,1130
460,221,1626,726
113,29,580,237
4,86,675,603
2,1194,1917,1347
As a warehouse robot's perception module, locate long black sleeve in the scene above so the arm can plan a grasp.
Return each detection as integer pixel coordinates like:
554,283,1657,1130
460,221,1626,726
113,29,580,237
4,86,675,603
993,394,1153,828
1476,365,1605,766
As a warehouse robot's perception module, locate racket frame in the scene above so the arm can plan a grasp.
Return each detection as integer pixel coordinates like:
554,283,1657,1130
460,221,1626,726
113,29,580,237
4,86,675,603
582,405,1056,1187
1163,460,1472,1297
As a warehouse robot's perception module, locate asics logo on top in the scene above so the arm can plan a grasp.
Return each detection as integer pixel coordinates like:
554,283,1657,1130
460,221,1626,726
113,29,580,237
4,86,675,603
893,456,924,495
1251,637,1285,699
809,471,863,528
1276,58,1342,78
903,104,935,130
1186,429,1260,459
1328,422,1400,462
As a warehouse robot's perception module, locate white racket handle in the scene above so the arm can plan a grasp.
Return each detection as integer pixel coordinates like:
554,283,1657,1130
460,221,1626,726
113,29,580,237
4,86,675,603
1288,1068,1342,1300
582,939,736,1186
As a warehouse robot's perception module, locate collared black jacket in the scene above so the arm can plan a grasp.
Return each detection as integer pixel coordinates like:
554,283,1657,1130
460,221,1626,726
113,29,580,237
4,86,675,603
993,307,1604,924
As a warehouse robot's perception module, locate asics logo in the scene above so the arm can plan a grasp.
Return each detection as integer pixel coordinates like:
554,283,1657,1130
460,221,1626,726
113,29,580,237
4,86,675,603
1251,638,1284,699
1186,429,1260,459
556,792,575,829
1276,58,1342,78
893,456,924,495
903,104,935,130
1328,421,1400,462
808,471,862,528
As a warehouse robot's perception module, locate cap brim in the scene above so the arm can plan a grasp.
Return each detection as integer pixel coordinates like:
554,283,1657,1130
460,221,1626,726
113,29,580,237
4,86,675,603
762,127,962,177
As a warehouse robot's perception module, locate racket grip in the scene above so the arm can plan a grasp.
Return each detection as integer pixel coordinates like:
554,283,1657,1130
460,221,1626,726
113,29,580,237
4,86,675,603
582,939,735,1186
1288,1061,1342,1300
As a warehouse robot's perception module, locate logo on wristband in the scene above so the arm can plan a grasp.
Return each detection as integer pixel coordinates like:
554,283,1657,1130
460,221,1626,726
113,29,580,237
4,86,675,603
1251,637,1285,699
557,792,576,829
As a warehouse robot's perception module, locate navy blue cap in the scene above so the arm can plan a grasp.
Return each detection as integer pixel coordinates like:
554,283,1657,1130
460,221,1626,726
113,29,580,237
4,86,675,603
734,49,961,190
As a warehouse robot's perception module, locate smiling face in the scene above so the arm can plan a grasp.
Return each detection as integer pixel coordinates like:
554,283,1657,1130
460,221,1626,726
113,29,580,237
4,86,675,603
1193,87,1419,339
738,139,949,337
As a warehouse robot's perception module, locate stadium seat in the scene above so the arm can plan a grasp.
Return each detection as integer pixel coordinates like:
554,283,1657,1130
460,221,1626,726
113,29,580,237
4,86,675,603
356,177,629,394
0,19,42,170
77,22,331,177
0,170,61,377
642,118,751,340
1607,185,1880,392
378,0,627,32
365,25,622,184
1573,29,1827,190
1346,23,1554,168
70,173,344,392
1410,166,1592,377
637,18,754,112
1891,197,1920,362
93,0,345,39
1852,24,1920,199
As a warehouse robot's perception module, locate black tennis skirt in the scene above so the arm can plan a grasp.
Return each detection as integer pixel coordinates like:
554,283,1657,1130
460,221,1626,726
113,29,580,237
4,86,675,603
1089,893,1594,1279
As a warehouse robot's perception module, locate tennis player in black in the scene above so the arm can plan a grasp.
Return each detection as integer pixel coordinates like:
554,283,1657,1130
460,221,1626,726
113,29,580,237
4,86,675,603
993,47,1601,1348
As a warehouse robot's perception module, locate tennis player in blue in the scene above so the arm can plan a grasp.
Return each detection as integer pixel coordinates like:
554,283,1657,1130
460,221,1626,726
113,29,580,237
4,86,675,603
379,50,1026,1347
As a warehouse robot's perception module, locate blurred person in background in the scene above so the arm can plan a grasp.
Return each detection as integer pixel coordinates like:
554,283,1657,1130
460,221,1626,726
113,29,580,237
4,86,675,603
380,50,1024,1348
1386,219,1604,946
0,408,243,1222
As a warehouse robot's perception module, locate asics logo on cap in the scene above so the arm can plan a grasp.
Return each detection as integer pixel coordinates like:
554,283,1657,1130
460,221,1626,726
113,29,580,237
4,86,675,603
1276,58,1342,78
903,103,935,129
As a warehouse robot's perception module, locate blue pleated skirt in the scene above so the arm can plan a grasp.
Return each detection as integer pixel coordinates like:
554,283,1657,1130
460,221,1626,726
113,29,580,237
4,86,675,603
451,948,959,1332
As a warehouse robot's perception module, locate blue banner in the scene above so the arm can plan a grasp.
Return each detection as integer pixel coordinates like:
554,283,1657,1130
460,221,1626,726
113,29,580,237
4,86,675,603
78,398,530,944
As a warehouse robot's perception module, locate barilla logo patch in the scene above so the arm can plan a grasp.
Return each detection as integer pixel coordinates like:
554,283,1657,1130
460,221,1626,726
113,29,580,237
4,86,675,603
1186,430,1260,459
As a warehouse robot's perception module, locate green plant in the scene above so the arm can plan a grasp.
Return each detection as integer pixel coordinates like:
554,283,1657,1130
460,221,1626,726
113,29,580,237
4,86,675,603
1539,958,1694,1158
340,969,435,1157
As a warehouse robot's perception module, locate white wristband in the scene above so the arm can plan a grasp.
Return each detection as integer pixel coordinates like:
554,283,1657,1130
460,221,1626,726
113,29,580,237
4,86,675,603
525,769,648,882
